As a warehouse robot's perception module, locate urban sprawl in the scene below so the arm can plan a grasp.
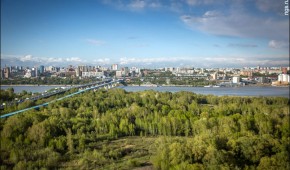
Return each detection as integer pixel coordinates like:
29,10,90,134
1,64,290,86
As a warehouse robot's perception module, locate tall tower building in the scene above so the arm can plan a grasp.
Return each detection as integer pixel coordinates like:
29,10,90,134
282,67,287,74
1,69,4,79
39,65,45,74
111,64,118,71
4,66,10,78
212,72,218,80
31,67,36,77
76,66,82,77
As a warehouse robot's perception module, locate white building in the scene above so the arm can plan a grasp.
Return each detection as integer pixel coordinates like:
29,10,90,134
164,67,176,72
268,70,282,74
116,70,123,77
46,66,56,72
130,67,139,73
121,67,129,76
82,71,105,78
211,72,218,80
278,74,290,83
111,64,118,71
232,76,240,83
24,69,32,78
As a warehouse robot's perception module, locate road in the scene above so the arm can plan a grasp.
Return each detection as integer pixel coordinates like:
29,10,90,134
0,79,119,119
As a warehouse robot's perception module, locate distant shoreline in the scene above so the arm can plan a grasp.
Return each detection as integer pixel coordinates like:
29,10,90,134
1,84,72,87
1,84,289,88
127,84,289,88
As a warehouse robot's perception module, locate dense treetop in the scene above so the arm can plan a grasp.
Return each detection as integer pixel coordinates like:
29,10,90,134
0,88,289,169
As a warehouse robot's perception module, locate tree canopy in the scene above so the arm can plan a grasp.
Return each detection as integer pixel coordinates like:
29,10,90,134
0,88,289,169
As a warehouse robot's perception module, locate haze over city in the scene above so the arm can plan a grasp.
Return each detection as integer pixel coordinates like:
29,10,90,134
1,0,289,68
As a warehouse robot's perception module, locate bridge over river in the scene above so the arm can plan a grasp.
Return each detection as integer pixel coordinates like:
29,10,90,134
0,79,120,119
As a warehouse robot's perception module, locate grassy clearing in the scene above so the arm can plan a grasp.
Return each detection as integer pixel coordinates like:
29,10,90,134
59,136,157,170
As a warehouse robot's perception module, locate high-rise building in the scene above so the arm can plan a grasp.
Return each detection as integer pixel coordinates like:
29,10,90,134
76,67,81,77
4,66,10,79
121,67,129,76
0,69,4,79
282,67,287,74
111,64,118,71
39,65,45,74
212,72,218,80
79,65,89,72
31,67,37,77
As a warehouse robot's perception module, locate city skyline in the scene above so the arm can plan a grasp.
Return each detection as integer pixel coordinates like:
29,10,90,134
1,0,289,68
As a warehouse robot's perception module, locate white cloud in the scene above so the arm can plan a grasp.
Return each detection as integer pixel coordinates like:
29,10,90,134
149,2,161,8
169,2,183,13
128,0,146,10
119,57,185,65
128,53,289,67
1,54,21,58
93,58,111,65
65,57,83,62
102,0,125,9
1,53,288,68
203,55,289,67
19,55,45,63
102,0,165,12
268,40,289,49
86,39,106,46
186,0,224,6
19,55,34,62
1,54,88,67
228,43,258,48
46,57,63,63
203,10,221,17
180,10,289,40
204,57,245,64
186,0,198,6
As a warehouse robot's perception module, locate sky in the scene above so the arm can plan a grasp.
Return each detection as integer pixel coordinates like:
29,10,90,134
1,0,289,68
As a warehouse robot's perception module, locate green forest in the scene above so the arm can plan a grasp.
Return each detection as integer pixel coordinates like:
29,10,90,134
0,88,289,169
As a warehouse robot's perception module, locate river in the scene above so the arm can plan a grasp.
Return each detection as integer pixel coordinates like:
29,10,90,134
120,86,289,98
0,85,62,93
1,85,289,98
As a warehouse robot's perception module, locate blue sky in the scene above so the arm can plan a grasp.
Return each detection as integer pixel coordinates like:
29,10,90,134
1,0,289,68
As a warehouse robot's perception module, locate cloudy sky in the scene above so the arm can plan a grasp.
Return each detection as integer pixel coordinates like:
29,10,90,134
1,0,289,68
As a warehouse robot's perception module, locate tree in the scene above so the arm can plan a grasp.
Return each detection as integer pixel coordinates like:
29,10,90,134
66,128,74,154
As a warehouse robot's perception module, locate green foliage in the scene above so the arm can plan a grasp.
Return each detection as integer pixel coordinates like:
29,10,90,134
0,88,15,102
0,89,289,169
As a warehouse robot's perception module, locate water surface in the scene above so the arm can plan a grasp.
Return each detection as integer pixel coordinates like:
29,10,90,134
120,86,289,98
1,85,289,98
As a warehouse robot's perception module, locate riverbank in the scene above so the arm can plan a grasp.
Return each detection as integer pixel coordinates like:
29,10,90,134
2,83,289,88
1,84,289,98
120,86,289,98
127,84,290,88
1,84,73,87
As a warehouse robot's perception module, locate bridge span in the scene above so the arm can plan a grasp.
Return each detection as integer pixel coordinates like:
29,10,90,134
0,79,120,119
